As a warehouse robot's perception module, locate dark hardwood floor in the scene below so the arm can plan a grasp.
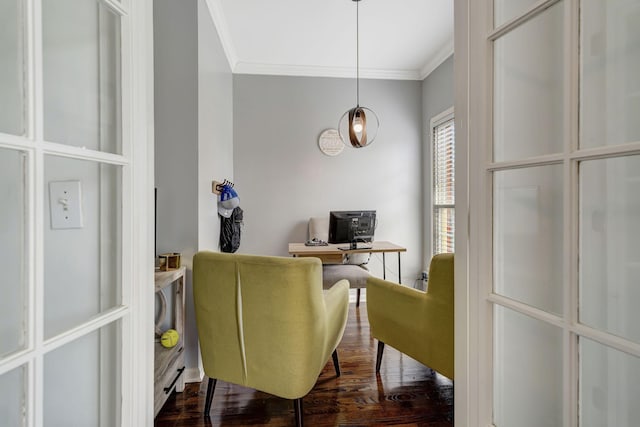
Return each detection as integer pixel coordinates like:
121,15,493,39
155,302,453,426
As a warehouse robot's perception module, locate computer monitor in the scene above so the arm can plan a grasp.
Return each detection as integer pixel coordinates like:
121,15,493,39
328,210,376,249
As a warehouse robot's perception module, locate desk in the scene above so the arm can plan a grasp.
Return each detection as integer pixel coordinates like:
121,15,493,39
288,241,406,283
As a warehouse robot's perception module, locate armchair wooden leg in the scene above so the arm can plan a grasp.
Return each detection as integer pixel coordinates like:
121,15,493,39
375,341,385,373
332,349,341,377
356,288,361,307
204,377,217,416
293,398,304,427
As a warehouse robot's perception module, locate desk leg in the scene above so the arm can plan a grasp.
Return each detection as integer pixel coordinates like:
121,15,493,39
382,253,386,280
398,253,402,284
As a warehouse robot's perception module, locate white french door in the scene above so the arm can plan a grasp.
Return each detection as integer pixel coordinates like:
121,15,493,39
459,0,640,425
0,0,153,425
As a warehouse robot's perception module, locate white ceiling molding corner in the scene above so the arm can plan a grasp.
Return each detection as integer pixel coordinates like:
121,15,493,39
419,40,454,81
360,68,422,81
233,62,421,81
203,0,239,70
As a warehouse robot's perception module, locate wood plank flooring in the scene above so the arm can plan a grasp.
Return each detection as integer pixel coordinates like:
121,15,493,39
155,303,453,426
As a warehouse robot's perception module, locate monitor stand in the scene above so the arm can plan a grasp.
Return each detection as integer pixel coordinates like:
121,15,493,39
338,242,373,251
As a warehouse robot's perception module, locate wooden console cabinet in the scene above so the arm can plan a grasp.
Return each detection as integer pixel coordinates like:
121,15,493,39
154,266,186,417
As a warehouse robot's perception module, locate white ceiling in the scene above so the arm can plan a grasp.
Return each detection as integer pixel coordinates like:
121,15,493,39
205,0,454,81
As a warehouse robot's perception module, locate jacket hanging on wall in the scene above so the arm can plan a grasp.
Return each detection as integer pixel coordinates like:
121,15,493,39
220,206,243,253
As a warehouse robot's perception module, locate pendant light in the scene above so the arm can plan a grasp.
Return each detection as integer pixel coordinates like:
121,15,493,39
338,0,379,148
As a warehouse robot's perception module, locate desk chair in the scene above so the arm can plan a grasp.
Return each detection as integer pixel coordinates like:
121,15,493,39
309,217,371,307
193,251,349,426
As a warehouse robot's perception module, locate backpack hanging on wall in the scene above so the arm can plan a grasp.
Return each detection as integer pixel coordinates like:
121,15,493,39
220,206,243,253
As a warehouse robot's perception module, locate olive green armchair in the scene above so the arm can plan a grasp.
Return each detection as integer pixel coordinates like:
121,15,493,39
193,251,350,426
366,253,454,380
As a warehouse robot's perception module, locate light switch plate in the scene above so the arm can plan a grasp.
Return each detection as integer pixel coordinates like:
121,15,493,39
49,180,83,229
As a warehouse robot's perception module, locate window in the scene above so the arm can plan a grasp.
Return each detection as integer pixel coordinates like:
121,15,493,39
431,108,455,255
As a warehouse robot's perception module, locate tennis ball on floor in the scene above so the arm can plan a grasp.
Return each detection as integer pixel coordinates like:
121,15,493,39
161,329,179,348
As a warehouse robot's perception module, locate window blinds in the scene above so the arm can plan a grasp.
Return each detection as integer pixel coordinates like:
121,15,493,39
433,118,455,254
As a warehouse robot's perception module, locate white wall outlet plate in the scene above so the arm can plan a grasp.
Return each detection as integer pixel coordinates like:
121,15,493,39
49,180,83,229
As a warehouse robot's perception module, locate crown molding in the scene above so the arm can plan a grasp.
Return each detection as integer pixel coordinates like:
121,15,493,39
419,39,454,80
233,62,422,81
203,0,446,81
203,0,238,69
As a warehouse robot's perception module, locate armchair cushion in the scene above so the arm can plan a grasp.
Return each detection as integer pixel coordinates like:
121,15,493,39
321,264,369,290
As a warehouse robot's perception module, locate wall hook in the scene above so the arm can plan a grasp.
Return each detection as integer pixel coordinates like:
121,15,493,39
212,179,234,195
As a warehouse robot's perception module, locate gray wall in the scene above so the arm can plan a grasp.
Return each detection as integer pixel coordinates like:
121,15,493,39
421,54,454,265
154,0,198,259
197,0,234,254
233,75,423,284
154,0,233,379
422,55,454,134
193,0,233,375
154,0,199,376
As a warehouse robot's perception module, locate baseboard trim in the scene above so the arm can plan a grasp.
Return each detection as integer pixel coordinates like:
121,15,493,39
184,367,204,384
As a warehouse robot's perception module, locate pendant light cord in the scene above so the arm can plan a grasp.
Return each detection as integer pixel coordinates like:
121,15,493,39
356,0,360,107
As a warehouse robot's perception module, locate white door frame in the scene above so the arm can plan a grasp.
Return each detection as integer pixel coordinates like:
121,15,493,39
454,0,492,424
126,0,155,425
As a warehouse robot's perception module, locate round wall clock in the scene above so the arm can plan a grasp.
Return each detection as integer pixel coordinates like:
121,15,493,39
318,128,345,156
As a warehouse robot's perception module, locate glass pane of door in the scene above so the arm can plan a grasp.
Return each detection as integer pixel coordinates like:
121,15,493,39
0,366,26,427
494,0,540,28
494,306,563,426
493,2,565,162
0,147,27,358
580,337,640,427
44,322,121,426
0,0,25,136
42,0,121,153
579,155,640,344
43,155,121,338
581,1,640,148
494,165,564,314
